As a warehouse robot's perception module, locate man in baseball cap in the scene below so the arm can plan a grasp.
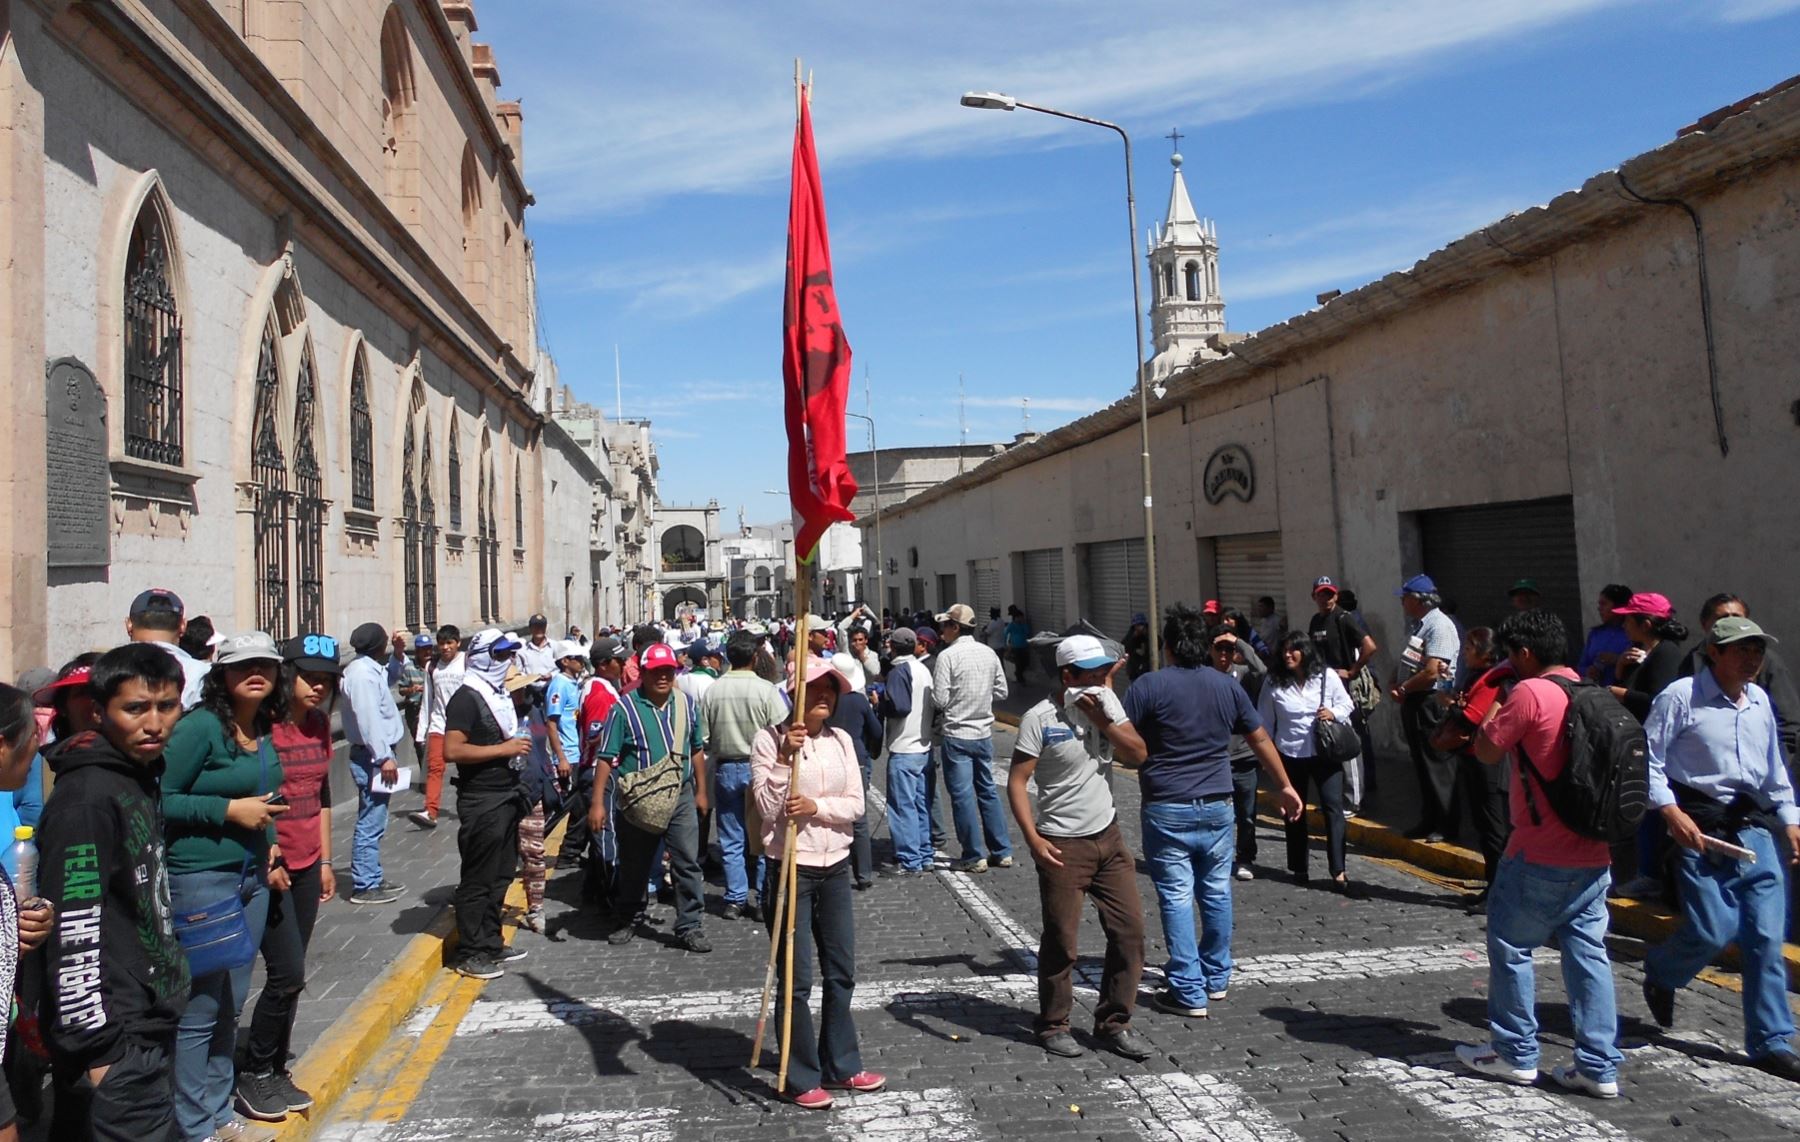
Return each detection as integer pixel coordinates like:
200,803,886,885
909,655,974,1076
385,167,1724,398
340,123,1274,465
560,634,632,876
517,615,556,688
1008,634,1151,1060
342,622,408,904
1392,574,1459,842
593,639,711,953
125,587,210,708
1642,612,1800,1081
932,602,1013,873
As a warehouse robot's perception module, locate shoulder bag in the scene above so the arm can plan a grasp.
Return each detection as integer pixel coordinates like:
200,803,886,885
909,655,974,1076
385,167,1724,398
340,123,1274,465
1311,672,1362,764
614,691,690,834
172,737,269,978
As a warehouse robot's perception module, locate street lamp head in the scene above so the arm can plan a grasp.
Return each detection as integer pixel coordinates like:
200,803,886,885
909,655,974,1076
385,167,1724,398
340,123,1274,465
960,91,1016,111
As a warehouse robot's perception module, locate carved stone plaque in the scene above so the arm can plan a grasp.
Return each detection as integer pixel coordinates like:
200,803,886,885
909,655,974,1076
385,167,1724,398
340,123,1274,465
45,358,111,568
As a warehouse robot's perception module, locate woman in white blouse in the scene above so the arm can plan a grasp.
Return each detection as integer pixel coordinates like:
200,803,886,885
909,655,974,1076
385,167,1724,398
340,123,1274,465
1258,633,1358,893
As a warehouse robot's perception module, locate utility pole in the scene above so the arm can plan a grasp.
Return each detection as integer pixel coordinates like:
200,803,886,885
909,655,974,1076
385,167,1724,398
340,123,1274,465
958,374,967,475
614,344,623,420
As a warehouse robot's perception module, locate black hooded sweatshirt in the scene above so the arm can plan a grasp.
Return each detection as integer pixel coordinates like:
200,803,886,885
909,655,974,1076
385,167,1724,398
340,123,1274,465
36,732,189,1069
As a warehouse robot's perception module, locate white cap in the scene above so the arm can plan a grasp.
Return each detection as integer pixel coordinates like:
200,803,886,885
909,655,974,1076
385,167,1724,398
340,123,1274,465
1054,634,1116,670
553,639,589,661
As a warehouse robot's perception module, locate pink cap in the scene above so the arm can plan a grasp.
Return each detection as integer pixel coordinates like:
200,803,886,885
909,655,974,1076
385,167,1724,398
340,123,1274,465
640,642,680,671
786,655,850,696
1612,592,1673,621
1202,599,1222,615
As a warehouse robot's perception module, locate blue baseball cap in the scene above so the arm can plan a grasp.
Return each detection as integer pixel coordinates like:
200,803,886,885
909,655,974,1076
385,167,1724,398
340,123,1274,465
1395,573,1438,597
413,632,436,649
1313,576,1339,595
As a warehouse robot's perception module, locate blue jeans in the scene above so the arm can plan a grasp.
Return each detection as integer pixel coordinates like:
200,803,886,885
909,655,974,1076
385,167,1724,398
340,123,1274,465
348,747,392,893
885,751,933,871
170,870,269,1139
939,736,1012,862
1485,854,1621,1081
1140,796,1236,1005
1647,825,1795,1059
713,760,762,904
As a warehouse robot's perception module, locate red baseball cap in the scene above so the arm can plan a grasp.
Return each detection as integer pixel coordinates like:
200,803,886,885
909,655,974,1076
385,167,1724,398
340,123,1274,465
1612,592,1673,621
640,642,680,671
1202,599,1222,615
32,665,91,706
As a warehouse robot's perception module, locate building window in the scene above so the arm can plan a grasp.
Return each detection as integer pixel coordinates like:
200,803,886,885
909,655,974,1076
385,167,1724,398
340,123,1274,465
402,418,420,632
349,352,375,512
486,454,500,618
419,429,438,629
514,458,524,548
661,525,705,573
476,458,491,621
291,346,326,634
1160,263,1174,301
250,322,291,640
1184,261,1201,301
124,201,184,465
447,426,462,530
379,5,416,202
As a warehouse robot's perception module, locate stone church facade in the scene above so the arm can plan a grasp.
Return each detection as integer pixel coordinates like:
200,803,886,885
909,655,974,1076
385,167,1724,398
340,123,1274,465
0,0,550,674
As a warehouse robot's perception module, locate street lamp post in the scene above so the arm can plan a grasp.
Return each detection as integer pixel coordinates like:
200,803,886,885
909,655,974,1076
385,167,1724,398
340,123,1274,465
960,91,1160,664
845,410,883,615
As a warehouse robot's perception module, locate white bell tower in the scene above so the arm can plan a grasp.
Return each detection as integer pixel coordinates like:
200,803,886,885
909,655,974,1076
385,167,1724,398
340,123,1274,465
1147,135,1225,380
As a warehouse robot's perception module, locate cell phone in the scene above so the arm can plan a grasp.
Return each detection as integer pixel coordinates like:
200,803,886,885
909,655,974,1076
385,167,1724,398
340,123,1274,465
265,793,289,807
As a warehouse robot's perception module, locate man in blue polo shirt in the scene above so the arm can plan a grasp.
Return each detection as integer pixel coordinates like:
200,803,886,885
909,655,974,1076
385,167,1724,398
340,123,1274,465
1122,604,1303,1018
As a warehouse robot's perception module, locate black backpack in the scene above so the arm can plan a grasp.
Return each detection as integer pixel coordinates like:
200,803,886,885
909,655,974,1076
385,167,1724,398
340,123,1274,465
1515,675,1649,843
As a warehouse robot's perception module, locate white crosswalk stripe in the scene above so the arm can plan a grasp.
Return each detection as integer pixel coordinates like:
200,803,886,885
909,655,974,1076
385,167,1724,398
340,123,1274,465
319,1108,686,1140
1356,1054,1642,1141
1637,1029,1800,1126
827,1088,983,1140
1107,1073,1304,1141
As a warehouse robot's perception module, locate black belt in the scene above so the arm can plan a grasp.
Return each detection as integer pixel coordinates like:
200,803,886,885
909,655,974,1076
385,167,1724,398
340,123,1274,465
1151,792,1232,805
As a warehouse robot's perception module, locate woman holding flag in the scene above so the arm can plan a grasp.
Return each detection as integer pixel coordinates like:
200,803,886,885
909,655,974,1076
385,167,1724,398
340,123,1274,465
750,656,883,1109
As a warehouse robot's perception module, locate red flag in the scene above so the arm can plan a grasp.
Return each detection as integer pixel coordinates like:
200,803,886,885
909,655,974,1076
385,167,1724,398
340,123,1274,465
782,87,858,562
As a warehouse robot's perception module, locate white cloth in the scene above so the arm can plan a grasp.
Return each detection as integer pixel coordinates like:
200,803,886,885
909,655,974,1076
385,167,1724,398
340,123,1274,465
418,653,466,742
463,650,519,738
884,655,936,755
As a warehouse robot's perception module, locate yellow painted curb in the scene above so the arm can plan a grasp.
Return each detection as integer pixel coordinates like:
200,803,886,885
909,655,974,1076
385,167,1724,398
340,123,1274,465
273,816,569,1139
1262,790,1800,991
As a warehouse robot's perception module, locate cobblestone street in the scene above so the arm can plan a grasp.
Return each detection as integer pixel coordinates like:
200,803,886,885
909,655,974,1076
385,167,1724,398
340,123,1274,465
315,728,1800,1141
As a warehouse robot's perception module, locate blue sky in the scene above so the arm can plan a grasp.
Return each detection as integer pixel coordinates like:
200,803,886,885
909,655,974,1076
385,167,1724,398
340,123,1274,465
480,0,1800,516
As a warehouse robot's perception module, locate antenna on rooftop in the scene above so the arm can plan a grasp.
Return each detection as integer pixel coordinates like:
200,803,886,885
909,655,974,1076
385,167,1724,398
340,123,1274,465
614,344,623,420
958,374,967,475
1022,397,1030,433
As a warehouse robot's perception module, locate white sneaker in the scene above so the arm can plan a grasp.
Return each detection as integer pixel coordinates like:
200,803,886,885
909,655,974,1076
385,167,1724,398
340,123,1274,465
1233,865,1254,881
992,855,1015,869
1455,1042,1537,1084
1549,1064,1619,1099
1207,989,1228,1001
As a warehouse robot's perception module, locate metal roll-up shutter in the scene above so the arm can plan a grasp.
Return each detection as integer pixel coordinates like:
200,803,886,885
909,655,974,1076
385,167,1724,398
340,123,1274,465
1020,548,1065,635
1214,532,1285,619
1082,538,1147,642
969,559,1001,618
1419,496,1580,651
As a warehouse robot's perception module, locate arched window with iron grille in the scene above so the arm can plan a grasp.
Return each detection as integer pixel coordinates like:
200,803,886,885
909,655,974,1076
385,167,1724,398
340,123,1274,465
476,457,491,622
124,200,184,465
420,428,438,629
349,352,375,512
251,322,291,639
292,346,326,634
402,418,420,631
514,457,524,548
448,425,462,531
486,454,500,620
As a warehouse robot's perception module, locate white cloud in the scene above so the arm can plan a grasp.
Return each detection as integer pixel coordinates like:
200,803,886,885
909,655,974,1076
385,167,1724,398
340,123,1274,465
493,0,1629,219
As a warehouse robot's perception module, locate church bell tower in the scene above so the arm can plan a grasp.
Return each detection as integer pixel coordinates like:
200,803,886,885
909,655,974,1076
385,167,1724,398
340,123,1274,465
1147,135,1225,380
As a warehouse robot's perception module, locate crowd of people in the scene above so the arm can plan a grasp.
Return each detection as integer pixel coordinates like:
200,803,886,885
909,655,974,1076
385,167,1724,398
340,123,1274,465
0,568,1792,1132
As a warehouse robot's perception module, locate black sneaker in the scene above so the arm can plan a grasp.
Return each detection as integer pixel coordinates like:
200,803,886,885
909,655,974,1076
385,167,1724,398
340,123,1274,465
1643,979,1675,1028
407,810,438,830
1753,1050,1800,1083
1041,1031,1085,1058
606,922,639,946
733,901,761,921
455,955,503,980
378,880,407,895
234,1071,289,1123
348,886,401,906
496,945,528,963
679,930,713,954
273,1071,314,1112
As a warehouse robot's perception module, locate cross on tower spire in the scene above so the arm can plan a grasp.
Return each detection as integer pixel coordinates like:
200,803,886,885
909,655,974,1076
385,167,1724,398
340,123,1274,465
1166,127,1183,155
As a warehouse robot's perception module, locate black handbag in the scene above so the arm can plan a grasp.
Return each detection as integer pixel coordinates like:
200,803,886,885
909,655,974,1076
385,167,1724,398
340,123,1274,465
1312,673,1362,764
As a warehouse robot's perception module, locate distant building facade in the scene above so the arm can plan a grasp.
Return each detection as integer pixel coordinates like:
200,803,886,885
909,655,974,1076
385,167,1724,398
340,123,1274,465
656,502,723,622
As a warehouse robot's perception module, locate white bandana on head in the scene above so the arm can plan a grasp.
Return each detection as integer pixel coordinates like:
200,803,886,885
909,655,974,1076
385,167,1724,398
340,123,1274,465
463,628,520,738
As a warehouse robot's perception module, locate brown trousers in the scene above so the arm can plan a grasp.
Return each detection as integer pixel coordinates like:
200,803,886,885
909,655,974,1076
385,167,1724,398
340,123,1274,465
1033,819,1145,1037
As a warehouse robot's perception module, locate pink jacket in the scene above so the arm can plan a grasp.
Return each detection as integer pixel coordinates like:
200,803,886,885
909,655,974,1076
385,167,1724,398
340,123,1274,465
751,725,865,868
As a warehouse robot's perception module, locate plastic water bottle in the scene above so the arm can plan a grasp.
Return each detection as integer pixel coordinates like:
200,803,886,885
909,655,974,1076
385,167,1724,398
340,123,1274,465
8,826,36,900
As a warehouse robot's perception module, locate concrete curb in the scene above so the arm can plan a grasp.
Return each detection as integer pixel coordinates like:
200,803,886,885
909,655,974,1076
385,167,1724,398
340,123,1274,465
273,818,568,1138
1262,791,1800,991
